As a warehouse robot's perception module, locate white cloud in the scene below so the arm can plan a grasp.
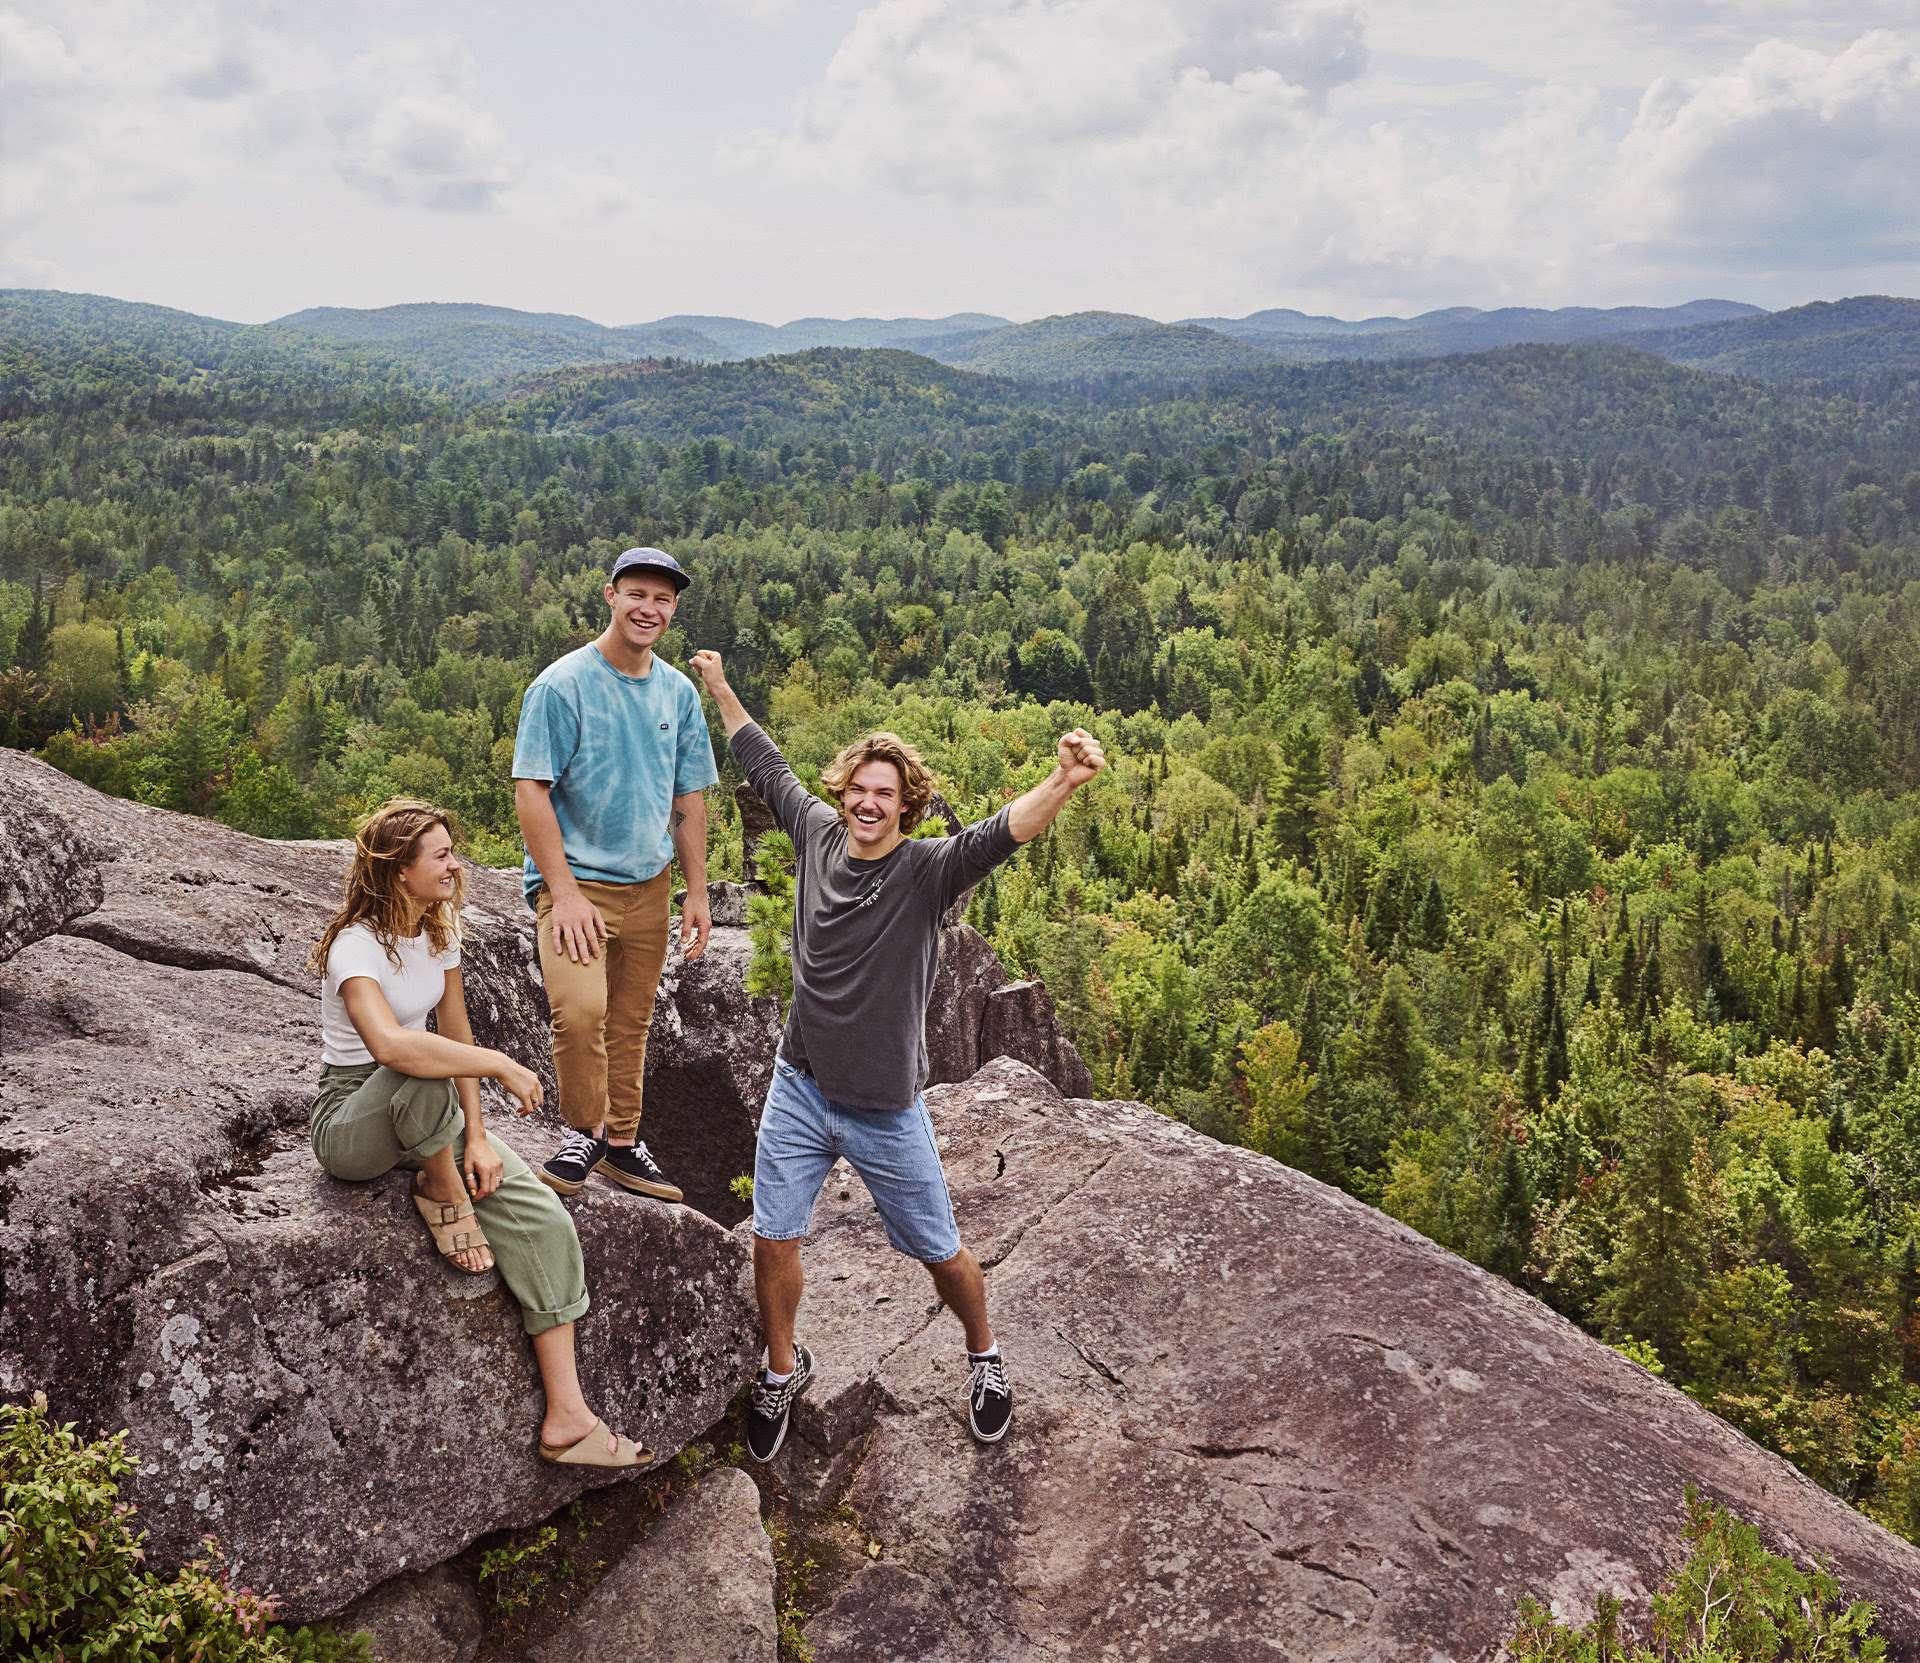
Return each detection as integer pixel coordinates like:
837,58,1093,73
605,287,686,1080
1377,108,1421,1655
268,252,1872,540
331,39,518,213
742,0,1365,198
1612,29,1920,264
742,7,1920,308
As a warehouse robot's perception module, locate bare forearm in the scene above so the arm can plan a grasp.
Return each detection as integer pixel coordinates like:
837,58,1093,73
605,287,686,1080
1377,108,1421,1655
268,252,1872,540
372,1026,505,1083
515,781,579,900
436,1005,487,1125
673,792,709,888
705,678,755,738
1008,768,1077,844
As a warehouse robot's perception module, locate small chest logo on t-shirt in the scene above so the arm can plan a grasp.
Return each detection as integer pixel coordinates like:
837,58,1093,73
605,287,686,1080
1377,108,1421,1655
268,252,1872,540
659,721,671,731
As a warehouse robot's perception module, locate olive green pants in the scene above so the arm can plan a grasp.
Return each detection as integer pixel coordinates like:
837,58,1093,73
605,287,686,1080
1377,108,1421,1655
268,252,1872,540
311,1063,590,1336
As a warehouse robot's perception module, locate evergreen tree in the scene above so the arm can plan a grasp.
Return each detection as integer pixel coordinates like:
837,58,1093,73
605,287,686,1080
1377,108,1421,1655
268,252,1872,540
1487,1137,1534,1285
15,579,50,676
1598,1045,1705,1367
1363,966,1425,1105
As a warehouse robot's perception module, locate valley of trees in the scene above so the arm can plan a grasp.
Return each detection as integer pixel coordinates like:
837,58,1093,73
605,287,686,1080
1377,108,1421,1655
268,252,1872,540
6,291,1920,1545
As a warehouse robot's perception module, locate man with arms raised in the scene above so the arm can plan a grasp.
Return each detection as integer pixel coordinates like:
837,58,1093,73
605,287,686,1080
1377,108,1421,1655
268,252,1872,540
690,648,1105,1457
515,548,717,1202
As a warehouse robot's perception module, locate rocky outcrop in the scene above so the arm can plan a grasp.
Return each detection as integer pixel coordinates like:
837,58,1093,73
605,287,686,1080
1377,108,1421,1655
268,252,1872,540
335,1564,484,1663
0,751,757,1619
0,751,1093,1621
926,923,1094,1098
531,1468,777,1663
0,761,102,962
769,1058,1920,1661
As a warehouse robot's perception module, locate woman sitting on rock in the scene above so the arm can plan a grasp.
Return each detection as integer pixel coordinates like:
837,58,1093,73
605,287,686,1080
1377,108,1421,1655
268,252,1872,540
308,797,646,1469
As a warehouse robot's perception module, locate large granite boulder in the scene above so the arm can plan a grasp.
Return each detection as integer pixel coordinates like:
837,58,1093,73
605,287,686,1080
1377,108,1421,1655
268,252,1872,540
531,1467,777,1663
0,752,759,1619
769,1058,1920,1661
926,923,1093,1098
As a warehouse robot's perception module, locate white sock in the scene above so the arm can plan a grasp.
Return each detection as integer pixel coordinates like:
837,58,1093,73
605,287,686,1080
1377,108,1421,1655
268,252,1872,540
763,1364,794,1386
969,1340,1000,1361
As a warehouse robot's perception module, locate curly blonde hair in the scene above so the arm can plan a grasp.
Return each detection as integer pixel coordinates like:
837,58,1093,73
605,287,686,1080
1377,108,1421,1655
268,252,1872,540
819,732,935,832
309,798,465,976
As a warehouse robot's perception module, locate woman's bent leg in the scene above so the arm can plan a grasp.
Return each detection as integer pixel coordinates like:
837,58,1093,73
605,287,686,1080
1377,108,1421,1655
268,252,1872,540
470,1135,590,1335
312,1066,462,1181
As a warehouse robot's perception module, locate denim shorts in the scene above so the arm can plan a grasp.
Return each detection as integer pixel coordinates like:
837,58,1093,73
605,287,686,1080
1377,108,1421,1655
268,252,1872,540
752,1056,962,1263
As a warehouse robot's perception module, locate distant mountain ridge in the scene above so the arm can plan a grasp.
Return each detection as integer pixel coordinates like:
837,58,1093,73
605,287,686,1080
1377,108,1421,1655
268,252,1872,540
8,287,1917,391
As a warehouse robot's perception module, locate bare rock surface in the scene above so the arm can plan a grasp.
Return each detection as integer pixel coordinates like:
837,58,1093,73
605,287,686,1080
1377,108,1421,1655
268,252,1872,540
335,1563,484,1663
0,751,103,962
772,1058,1920,1662
530,1467,776,1663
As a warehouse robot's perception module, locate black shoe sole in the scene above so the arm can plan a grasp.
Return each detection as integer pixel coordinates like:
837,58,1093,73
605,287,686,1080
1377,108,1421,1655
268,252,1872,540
593,1157,684,1202
748,1357,815,1463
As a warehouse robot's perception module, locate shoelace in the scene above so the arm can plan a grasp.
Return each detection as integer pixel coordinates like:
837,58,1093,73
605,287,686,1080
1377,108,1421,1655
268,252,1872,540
751,1355,806,1418
969,1355,1009,1407
557,1130,600,1164
628,1140,662,1175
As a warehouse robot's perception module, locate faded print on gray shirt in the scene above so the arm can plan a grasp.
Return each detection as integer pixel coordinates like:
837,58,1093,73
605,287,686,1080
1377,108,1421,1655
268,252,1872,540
731,722,1019,1112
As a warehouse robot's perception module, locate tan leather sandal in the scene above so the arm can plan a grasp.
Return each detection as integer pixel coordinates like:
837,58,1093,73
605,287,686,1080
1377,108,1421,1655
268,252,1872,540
538,1417,650,1468
413,1186,492,1274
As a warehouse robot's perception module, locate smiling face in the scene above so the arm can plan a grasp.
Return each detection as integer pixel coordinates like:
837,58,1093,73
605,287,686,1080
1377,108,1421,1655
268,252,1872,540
399,820,461,911
841,758,907,855
603,571,680,659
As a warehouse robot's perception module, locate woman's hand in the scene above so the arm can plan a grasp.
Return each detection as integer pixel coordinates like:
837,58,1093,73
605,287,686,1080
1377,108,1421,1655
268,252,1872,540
493,1054,545,1116
464,1136,505,1201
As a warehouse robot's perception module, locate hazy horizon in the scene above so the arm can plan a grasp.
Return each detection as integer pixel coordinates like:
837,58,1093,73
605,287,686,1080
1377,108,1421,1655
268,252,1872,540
4,2,1917,326
5,284,1856,333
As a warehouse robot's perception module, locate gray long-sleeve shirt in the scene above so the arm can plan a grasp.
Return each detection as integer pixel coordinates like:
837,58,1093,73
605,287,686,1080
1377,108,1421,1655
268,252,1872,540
731,722,1019,1111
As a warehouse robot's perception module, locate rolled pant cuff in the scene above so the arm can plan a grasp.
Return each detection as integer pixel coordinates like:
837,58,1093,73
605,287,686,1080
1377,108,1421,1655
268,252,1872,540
403,1118,463,1163
522,1290,591,1337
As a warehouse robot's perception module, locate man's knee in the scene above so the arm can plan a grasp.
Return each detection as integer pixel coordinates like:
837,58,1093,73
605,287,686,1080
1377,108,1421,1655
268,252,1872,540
549,988,609,1040
754,1233,805,1266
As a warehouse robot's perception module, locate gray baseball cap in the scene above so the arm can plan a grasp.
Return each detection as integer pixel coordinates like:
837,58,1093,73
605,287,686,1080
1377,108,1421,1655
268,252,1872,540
608,546,690,592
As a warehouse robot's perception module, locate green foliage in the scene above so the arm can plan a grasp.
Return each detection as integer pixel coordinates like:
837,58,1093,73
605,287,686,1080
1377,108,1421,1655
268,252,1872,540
746,831,798,1012
729,1173,756,1203
476,1523,559,1615
1510,1488,1885,1660
10,296,1920,1548
0,1396,369,1662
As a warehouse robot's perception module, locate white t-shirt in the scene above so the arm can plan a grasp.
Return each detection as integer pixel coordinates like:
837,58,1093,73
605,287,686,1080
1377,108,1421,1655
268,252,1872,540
319,922,462,1067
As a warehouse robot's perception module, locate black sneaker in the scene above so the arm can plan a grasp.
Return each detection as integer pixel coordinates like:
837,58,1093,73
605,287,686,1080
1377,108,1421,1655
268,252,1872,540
539,1130,607,1196
746,1342,814,1463
967,1351,1013,1444
596,1139,684,1203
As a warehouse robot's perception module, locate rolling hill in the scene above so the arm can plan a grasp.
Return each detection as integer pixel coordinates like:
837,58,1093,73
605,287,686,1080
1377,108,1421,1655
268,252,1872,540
1624,296,1920,382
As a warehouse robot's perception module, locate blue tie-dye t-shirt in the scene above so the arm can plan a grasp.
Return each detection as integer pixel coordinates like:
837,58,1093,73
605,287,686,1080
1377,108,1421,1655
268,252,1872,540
511,644,719,905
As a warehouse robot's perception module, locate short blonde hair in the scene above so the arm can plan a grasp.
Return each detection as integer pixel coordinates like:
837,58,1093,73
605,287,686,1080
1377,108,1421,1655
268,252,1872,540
820,732,935,832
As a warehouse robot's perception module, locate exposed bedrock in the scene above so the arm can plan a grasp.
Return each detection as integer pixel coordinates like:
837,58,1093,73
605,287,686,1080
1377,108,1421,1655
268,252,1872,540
0,751,1089,1619
766,1058,1920,1661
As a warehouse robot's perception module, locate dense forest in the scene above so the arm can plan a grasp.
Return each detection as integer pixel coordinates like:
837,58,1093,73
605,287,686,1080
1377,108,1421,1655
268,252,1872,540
6,289,1920,1546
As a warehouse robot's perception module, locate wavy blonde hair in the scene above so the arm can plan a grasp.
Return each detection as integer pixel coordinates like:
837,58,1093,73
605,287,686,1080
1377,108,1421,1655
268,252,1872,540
310,798,465,976
819,731,935,832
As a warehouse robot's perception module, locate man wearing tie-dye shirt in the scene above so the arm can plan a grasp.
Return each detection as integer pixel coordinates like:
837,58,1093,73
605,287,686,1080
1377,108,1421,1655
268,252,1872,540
513,547,718,1203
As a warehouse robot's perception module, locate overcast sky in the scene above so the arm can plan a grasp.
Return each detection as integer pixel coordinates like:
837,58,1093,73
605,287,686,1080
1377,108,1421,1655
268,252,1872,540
3,0,1916,325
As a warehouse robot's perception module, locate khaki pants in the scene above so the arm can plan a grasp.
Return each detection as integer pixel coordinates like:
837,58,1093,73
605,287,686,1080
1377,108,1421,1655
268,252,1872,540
536,871,672,1141
311,1063,590,1336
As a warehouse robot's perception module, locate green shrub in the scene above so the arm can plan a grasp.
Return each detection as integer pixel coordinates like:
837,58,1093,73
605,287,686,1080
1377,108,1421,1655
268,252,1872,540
1511,1488,1885,1661
0,1395,369,1662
